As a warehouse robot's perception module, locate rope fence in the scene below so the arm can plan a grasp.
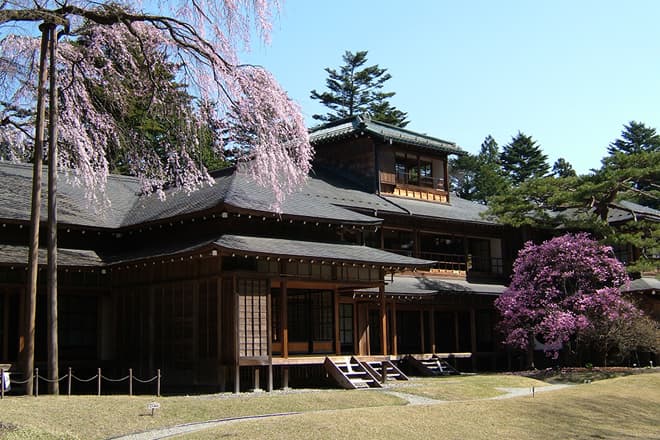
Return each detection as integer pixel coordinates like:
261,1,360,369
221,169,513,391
0,367,161,398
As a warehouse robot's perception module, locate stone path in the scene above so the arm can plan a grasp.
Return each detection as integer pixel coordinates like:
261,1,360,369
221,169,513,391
110,383,573,439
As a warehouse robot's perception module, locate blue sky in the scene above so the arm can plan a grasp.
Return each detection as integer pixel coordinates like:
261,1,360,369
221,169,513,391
242,0,660,174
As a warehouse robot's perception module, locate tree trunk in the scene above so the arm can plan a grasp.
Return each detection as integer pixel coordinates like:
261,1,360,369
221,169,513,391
47,24,59,395
23,24,51,396
526,333,536,369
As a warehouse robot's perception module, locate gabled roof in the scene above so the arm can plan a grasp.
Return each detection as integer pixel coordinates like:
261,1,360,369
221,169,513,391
309,115,465,156
0,161,495,229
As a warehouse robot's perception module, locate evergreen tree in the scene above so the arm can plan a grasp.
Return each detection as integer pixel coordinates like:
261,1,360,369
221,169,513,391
500,131,550,185
486,122,660,273
608,120,660,155
310,50,408,126
552,157,577,178
450,135,509,203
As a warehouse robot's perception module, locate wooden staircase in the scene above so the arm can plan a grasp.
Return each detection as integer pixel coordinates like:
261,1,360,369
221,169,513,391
361,359,409,382
323,357,382,389
402,354,460,376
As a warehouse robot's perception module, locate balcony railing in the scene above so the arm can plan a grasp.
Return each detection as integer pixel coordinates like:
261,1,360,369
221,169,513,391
386,249,504,276
380,171,446,192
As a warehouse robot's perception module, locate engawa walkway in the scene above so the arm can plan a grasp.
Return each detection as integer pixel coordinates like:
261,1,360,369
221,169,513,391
109,384,572,440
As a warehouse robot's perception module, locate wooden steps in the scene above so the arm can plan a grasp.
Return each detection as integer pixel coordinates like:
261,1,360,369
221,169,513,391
361,359,409,382
323,357,382,389
402,354,460,376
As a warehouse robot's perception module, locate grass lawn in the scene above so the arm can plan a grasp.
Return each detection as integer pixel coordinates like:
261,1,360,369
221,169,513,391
185,373,660,440
0,371,658,439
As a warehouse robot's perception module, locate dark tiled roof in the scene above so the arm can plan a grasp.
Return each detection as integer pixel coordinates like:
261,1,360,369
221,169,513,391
608,200,660,223
309,115,465,156
357,275,506,296
0,244,104,267
224,169,386,224
0,162,140,228
622,277,660,293
215,235,435,267
381,195,498,225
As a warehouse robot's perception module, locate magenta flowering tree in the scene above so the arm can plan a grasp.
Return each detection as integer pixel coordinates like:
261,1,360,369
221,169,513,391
495,233,639,366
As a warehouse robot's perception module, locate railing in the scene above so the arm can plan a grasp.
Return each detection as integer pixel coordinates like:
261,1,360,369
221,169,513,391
380,171,446,191
387,249,505,276
419,251,467,272
0,367,161,398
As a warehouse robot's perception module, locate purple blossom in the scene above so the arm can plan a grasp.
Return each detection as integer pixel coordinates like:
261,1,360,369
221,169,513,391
495,233,637,357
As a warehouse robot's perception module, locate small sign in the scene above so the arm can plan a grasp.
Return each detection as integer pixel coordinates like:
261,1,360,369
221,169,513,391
147,402,160,416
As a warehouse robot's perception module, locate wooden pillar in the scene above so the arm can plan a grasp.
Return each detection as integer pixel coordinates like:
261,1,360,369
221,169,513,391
453,311,460,352
380,284,387,355
216,273,224,390
470,308,477,371
281,280,288,358
429,307,436,354
2,293,9,360
333,288,340,354
391,300,398,356
233,275,240,394
419,310,425,353
282,366,289,389
443,157,449,196
253,367,260,391
192,280,199,385
267,289,273,392
148,286,155,374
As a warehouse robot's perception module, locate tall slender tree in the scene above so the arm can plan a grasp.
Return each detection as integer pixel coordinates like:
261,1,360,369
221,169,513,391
310,50,408,126
500,131,549,185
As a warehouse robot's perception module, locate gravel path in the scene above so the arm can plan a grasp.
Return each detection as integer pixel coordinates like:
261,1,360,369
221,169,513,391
109,383,574,439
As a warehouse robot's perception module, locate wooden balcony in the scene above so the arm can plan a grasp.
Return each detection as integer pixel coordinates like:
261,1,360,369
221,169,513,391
380,171,448,202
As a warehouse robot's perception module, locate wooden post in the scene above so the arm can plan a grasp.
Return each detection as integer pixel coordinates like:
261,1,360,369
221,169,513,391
391,300,398,356
129,368,133,396
333,289,340,354
97,368,101,396
156,369,161,397
419,310,425,353
453,311,460,352
67,367,71,396
233,276,240,394
470,308,477,371
380,285,387,355
281,280,288,358
282,366,289,389
253,367,260,391
267,289,273,393
1,368,5,399
429,307,436,354
34,367,39,397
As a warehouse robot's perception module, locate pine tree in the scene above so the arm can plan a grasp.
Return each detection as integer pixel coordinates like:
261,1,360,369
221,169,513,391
552,158,577,178
607,120,660,155
450,135,509,203
310,50,408,126
500,131,549,185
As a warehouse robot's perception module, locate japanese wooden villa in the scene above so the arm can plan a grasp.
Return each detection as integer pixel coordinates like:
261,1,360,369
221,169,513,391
0,116,526,392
